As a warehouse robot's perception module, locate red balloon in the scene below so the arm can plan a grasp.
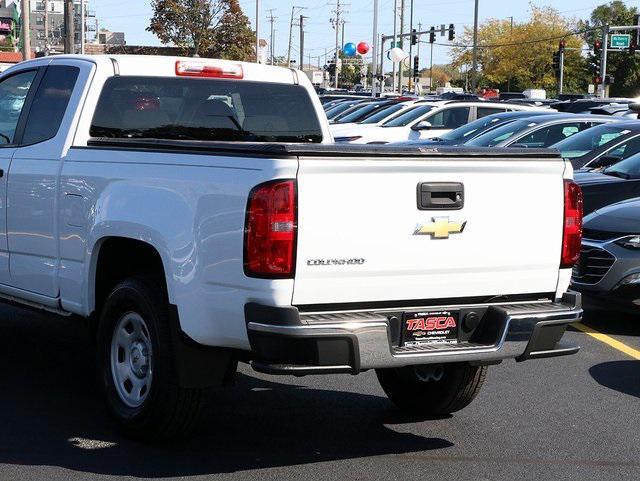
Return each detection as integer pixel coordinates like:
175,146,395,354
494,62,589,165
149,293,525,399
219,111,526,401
357,42,370,55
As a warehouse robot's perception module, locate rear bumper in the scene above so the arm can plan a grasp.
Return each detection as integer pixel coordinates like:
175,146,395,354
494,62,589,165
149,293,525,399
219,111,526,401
245,292,583,375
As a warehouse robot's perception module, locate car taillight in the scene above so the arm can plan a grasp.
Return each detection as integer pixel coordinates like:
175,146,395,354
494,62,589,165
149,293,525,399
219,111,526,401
175,60,244,79
561,179,583,268
244,180,297,278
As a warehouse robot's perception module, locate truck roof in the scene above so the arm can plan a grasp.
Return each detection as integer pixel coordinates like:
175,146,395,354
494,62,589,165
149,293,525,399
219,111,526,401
7,54,302,85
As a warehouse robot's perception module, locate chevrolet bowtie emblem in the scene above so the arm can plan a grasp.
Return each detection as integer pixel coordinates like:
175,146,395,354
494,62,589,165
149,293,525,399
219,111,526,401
413,217,467,239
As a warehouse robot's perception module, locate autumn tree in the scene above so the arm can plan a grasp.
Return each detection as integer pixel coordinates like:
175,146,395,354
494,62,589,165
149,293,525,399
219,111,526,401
450,6,587,94
578,1,640,96
147,0,255,60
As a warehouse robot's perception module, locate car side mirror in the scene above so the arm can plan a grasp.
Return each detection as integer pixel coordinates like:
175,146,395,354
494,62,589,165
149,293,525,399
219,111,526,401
411,120,433,131
591,155,621,169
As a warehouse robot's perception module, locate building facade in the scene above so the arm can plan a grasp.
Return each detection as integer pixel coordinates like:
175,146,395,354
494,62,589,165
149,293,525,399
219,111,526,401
29,0,90,53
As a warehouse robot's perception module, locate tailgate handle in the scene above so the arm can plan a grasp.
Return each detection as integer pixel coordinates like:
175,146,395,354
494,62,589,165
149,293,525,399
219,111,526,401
417,182,464,210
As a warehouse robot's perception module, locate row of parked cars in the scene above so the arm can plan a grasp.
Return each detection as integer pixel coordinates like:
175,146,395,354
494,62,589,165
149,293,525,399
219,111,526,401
321,93,640,315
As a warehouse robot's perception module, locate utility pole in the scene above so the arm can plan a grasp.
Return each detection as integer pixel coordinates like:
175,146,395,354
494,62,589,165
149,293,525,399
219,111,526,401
64,0,74,54
507,16,513,91
44,0,49,54
267,9,276,65
299,14,308,70
287,7,307,67
331,0,344,88
371,0,378,96
471,0,479,91
392,0,397,92
255,0,260,63
558,49,565,96
20,0,29,59
407,0,414,93
398,0,405,92
80,0,85,54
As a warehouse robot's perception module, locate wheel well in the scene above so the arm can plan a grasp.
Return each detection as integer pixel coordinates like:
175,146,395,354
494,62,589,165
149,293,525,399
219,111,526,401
93,237,167,315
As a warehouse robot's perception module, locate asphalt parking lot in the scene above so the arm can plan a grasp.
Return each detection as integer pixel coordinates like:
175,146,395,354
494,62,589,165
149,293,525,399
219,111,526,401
0,304,638,481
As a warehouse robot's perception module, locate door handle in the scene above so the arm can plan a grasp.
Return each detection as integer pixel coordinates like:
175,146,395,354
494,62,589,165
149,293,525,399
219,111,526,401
417,182,464,210
0,169,4,178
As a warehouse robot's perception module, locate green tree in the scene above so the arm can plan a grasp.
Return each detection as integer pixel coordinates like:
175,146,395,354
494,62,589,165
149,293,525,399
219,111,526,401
451,6,587,95
578,1,640,96
148,0,255,60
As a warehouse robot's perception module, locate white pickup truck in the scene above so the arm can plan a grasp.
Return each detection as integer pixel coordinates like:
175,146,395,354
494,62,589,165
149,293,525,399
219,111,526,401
0,55,583,440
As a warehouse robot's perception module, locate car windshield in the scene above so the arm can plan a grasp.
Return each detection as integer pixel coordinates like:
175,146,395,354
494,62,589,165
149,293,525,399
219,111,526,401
604,151,640,178
360,103,406,124
325,101,363,119
382,104,434,127
334,103,382,123
439,115,509,141
552,125,631,159
465,119,538,147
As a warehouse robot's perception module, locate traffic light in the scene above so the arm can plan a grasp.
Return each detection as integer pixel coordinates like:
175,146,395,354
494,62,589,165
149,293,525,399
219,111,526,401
630,40,637,55
429,27,436,44
411,29,418,45
558,39,566,53
593,39,602,54
593,75,602,86
413,56,419,78
605,75,615,85
552,51,560,73
448,24,455,41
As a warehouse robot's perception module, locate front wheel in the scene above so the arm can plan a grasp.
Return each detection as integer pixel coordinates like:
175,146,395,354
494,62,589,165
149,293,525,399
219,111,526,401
376,363,487,417
96,277,209,440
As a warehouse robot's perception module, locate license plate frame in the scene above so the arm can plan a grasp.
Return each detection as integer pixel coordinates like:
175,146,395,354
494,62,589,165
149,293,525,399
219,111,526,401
401,310,460,346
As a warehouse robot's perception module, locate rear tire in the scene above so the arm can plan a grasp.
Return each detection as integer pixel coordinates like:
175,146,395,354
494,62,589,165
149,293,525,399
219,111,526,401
96,276,208,440
376,363,487,416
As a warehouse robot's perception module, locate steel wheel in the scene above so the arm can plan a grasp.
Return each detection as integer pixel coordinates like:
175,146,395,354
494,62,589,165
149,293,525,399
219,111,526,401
110,312,153,408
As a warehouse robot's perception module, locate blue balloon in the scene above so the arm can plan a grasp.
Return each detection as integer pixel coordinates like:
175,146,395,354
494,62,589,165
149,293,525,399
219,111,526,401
343,42,357,56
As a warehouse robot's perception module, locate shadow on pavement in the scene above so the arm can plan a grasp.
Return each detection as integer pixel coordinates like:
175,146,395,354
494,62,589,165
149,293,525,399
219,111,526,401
589,361,640,399
0,305,453,478
580,308,640,337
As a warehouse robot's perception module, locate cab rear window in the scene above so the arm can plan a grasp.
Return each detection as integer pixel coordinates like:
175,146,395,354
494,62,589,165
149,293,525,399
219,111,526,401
90,76,323,143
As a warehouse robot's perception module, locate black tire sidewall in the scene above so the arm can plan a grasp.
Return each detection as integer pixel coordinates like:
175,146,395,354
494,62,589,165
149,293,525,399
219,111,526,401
96,277,172,430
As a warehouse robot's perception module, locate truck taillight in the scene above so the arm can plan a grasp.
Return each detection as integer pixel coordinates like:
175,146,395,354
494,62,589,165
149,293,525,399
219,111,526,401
561,180,583,268
244,180,297,278
175,60,244,79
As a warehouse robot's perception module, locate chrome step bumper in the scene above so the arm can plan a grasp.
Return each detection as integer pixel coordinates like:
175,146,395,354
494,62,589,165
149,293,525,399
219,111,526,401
246,292,582,375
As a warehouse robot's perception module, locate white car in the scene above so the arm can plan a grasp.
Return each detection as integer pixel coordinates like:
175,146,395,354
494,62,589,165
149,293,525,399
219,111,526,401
333,101,553,144
329,99,427,137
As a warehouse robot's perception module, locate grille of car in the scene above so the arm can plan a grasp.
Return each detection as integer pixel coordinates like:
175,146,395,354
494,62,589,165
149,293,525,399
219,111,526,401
582,228,626,241
572,246,616,284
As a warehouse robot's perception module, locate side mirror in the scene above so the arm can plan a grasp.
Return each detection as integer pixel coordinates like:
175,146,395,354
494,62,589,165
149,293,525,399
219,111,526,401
591,155,621,169
411,120,433,131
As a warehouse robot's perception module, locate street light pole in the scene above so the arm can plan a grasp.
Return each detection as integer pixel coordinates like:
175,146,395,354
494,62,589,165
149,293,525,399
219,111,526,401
255,0,260,63
371,0,379,96
392,0,397,92
471,0,479,91
20,0,30,60
407,0,414,93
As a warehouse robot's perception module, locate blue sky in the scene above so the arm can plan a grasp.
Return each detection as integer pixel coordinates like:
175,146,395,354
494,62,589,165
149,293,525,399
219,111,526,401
91,0,636,69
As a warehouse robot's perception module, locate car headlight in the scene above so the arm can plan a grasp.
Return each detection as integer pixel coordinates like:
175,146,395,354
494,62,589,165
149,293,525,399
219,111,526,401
615,236,640,249
334,136,362,142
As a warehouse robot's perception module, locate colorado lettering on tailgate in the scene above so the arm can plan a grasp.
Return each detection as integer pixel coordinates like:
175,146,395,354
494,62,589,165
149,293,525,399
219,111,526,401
406,316,457,331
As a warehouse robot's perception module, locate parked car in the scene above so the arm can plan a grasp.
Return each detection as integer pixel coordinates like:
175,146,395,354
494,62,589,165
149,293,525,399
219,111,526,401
393,111,558,147
464,114,618,149
330,99,396,124
325,98,372,120
552,121,640,170
575,151,640,214
572,197,640,313
553,98,633,114
0,54,582,440
333,101,548,144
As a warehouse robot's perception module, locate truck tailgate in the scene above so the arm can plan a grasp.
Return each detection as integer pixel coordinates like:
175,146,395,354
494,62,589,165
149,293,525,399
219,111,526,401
293,156,565,306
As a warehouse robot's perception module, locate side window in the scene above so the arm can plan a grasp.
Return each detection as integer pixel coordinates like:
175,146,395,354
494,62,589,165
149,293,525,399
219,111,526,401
477,107,506,119
21,65,79,145
516,122,584,148
608,136,640,159
427,107,470,129
0,70,37,145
